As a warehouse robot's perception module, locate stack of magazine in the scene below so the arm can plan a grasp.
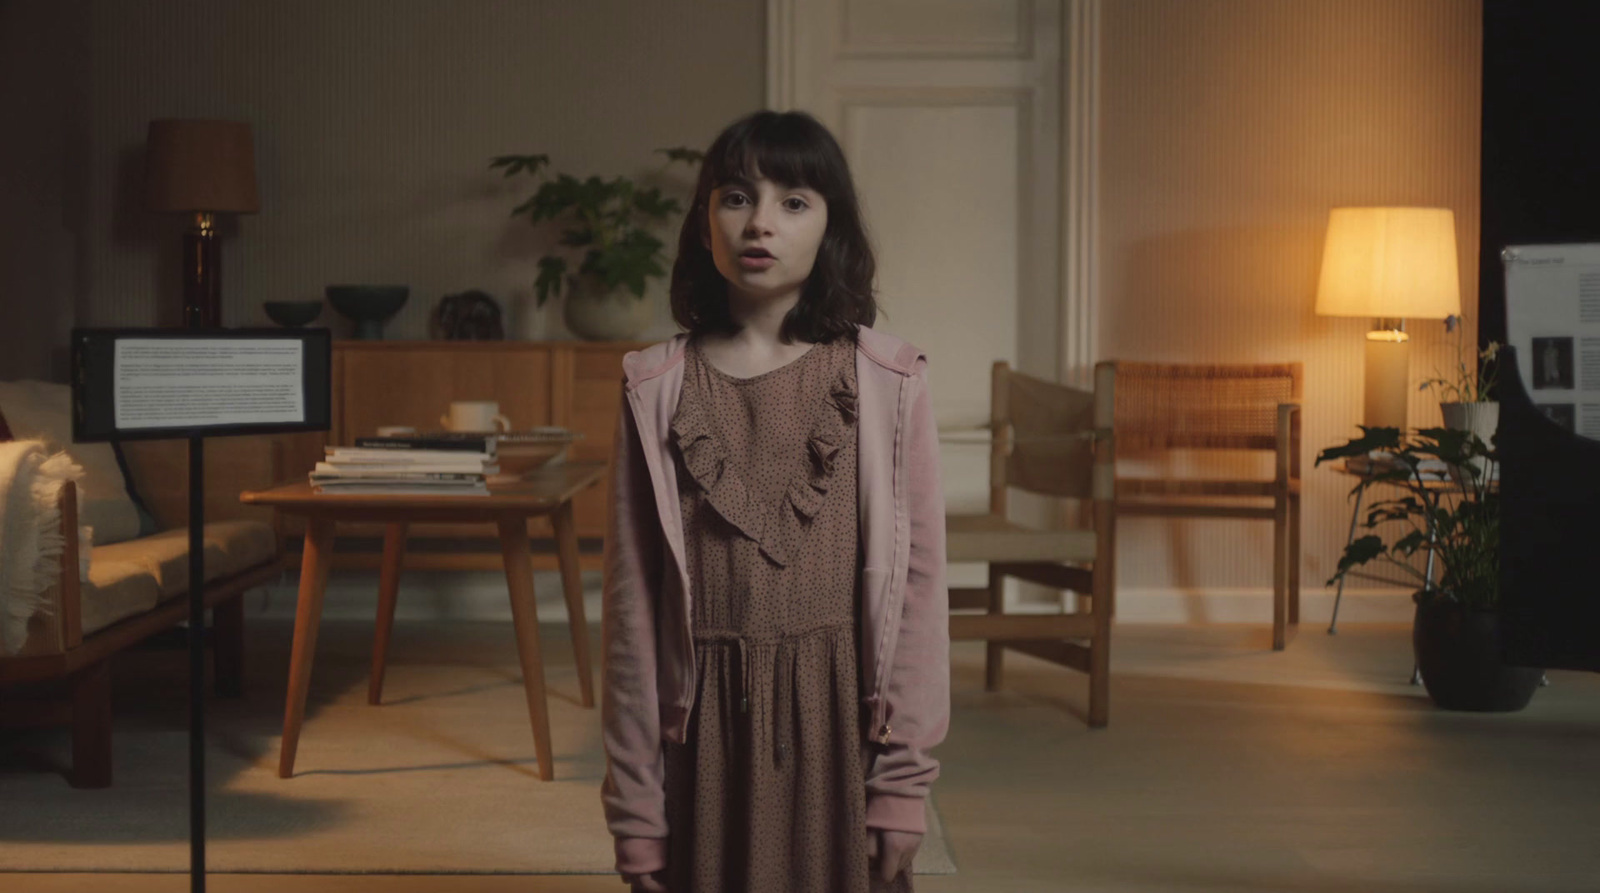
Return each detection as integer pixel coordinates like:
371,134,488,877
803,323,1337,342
310,432,500,496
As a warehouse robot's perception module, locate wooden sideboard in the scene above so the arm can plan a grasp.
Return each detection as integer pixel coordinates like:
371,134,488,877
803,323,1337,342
274,339,652,572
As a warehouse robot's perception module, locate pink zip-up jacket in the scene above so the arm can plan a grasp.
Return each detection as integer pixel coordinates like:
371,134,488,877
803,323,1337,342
600,324,950,877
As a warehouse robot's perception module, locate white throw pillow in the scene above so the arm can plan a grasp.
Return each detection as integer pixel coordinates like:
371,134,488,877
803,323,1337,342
0,380,142,545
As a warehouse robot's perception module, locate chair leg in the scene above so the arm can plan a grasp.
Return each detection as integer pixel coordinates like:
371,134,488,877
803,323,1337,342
1272,495,1288,651
984,564,1005,692
1088,595,1110,728
1288,492,1302,626
69,660,113,789
213,596,244,699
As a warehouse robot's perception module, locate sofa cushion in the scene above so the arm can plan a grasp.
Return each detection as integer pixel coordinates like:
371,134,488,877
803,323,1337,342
90,520,278,598
80,558,163,637
0,381,142,545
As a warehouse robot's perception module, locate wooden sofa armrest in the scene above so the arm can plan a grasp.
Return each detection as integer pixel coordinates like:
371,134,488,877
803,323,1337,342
57,479,83,649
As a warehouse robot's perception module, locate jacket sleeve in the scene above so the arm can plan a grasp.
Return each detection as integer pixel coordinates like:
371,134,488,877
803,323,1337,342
865,357,951,834
599,378,670,875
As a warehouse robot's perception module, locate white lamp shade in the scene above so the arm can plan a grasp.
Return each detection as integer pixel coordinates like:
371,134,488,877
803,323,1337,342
1314,207,1462,319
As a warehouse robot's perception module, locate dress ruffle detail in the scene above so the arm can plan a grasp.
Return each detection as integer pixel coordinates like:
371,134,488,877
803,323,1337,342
670,343,857,568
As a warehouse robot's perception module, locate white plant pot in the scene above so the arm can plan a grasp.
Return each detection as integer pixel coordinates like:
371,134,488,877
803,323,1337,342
561,275,653,341
1439,401,1499,485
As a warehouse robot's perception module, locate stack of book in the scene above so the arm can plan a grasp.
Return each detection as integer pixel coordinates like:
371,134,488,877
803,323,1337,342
310,432,500,496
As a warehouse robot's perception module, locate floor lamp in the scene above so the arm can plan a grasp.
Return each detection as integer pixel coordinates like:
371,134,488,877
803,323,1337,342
144,120,260,329
1315,207,1463,430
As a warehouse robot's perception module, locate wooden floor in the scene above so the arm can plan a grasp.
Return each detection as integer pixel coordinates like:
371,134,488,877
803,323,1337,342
6,621,1600,892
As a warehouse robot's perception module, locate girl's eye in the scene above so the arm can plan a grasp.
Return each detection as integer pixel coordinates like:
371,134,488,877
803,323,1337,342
717,191,811,212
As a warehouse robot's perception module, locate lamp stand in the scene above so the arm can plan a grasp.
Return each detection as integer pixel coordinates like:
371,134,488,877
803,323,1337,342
1363,319,1410,430
183,212,221,328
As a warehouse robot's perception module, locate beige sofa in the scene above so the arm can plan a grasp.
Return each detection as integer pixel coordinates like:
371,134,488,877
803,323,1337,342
0,381,287,787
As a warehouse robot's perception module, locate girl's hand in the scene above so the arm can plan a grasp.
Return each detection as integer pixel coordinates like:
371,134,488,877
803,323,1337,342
622,869,668,892
869,829,922,883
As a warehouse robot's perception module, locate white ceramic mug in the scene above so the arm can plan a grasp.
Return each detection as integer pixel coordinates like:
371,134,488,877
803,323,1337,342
441,401,511,433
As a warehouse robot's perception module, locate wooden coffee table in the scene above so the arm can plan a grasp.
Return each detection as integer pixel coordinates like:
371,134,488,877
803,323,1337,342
240,461,605,781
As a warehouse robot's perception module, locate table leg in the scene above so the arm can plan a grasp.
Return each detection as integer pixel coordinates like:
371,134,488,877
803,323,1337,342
1328,484,1366,635
281,517,335,779
1414,508,1442,685
552,501,595,708
369,522,408,706
498,516,554,781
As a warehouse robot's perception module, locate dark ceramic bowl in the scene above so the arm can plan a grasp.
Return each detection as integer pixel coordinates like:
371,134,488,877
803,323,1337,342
263,300,324,328
325,285,409,339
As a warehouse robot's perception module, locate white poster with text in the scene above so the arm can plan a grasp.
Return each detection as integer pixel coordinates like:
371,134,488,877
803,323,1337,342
113,338,305,429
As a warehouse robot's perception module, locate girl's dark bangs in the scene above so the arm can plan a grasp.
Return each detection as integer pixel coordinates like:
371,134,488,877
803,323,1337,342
711,130,825,191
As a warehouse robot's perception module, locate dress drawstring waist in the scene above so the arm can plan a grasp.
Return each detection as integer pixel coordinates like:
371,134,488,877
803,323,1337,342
695,621,850,767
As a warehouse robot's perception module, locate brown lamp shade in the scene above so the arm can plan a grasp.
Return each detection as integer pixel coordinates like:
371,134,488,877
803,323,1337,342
144,119,261,214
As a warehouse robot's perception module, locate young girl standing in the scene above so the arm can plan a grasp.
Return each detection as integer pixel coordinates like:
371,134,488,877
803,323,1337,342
600,110,949,893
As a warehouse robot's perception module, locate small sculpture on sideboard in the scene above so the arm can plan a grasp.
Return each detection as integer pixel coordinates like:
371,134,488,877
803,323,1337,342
431,289,504,340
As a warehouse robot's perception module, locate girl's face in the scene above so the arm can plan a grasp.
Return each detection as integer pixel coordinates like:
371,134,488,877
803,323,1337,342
703,172,829,307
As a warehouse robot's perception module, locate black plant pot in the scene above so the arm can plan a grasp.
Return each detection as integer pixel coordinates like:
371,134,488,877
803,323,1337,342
1413,599,1542,712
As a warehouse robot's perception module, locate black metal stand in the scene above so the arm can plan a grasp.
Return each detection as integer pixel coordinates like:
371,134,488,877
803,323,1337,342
188,434,206,892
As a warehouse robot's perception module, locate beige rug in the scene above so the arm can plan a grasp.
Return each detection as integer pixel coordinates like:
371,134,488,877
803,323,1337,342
0,617,955,875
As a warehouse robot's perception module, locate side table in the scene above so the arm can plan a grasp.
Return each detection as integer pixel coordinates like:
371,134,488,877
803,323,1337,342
240,461,605,781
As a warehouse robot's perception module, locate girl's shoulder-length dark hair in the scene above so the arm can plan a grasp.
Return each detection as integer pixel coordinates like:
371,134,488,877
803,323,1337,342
669,110,878,344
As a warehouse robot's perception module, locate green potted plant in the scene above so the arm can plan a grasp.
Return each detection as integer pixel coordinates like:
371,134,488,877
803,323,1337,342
491,147,703,340
1316,425,1541,711
1420,314,1502,481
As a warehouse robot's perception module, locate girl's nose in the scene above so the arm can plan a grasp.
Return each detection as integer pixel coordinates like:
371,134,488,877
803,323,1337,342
744,201,776,235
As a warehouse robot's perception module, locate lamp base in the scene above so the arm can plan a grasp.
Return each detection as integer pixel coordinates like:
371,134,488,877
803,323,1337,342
183,212,221,329
1363,330,1411,430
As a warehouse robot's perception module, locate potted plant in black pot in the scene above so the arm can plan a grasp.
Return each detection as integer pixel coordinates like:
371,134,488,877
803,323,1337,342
1316,425,1542,711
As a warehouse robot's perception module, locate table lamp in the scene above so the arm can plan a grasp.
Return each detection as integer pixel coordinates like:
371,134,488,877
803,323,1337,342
1315,207,1462,430
144,119,260,329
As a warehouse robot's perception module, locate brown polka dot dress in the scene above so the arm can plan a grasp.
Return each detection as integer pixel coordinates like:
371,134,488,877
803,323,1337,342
662,333,913,893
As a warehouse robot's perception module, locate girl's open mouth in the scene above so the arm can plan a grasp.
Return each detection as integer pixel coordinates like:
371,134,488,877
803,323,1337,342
738,255,776,270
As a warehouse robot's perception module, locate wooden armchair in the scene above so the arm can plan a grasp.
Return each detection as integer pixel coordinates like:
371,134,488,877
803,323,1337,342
1109,362,1302,650
945,361,1116,727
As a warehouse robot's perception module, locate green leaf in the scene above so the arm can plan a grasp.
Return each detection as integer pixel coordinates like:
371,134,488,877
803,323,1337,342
559,227,595,248
1326,535,1387,586
1392,530,1427,557
632,187,680,220
490,154,550,178
1314,426,1402,466
657,146,705,165
534,256,567,307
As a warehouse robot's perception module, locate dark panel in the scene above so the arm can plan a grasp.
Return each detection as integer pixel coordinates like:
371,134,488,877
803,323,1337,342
1480,0,1600,346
